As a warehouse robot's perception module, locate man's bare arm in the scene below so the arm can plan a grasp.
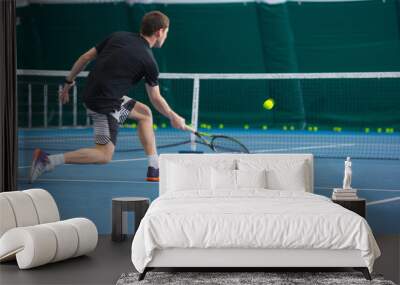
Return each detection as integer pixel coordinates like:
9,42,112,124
145,84,186,130
66,47,98,82
145,84,174,117
59,48,97,104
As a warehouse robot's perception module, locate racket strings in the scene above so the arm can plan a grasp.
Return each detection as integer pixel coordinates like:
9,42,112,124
211,137,249,153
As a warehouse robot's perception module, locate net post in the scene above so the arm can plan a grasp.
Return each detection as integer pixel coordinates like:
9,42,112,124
58,84,63,127
190,76,200,151
43,84,48,128
73,85,77,127
28,83,32,128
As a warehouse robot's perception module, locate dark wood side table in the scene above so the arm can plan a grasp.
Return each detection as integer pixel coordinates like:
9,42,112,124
332,198,366,218
112,197,150,242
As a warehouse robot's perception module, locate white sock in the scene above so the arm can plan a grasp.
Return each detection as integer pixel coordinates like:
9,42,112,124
47,154,65,171
148,154,159,169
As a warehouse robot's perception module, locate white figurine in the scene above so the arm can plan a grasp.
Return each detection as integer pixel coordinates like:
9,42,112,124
342,157,352,190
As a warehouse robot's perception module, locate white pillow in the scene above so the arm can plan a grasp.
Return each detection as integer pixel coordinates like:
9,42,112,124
238,159,308,192
166,162,212,191
211,168,237,191
266,161,307,191
211,168,268,191
236,169,268,189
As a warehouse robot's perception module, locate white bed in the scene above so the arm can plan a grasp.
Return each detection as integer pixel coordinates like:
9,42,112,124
131,154,380,280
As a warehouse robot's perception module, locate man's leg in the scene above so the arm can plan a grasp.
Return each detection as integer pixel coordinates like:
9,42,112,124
128,101,157,156
30,110,117,183
64,143,115,164
64,110,117,164
126,101,159,181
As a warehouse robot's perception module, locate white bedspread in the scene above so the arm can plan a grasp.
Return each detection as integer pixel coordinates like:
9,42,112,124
131,190,380,273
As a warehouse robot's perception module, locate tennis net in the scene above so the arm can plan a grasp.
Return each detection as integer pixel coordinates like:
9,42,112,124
17,70,400,159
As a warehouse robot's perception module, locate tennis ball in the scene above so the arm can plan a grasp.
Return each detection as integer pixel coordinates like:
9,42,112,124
218,124,224,129
262,125,268,130
244,124,249,130
364,128,370,133
263,98,275,110
161,123,167,128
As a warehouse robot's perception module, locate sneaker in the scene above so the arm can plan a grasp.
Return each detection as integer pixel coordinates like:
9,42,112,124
29,149,51,183
146,166,159,182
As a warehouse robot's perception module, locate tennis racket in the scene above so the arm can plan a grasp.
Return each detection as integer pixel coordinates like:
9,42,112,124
185,125,250,154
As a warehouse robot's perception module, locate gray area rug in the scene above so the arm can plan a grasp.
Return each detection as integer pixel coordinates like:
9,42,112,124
116,271,396,285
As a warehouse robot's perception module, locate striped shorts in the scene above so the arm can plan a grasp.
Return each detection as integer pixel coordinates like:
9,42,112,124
87,96,136,146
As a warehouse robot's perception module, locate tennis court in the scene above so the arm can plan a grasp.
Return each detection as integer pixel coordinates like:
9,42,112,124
19,127,400,158
18,125,400,234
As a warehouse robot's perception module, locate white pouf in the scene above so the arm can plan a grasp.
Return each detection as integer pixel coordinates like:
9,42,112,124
0,189,98,269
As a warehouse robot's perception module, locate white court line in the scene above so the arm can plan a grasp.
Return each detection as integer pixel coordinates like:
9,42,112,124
254,143,355,153
316,186,400,192
18,157,147,169
109,158,147,163
367,197,400,206
18,178,152,184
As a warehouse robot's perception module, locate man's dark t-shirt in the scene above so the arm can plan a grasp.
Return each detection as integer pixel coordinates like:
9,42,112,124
83,32,159,114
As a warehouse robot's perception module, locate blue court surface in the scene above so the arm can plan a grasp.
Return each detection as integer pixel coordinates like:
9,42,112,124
18,128,400,235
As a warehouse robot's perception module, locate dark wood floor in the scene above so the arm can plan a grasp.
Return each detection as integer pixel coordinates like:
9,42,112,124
0,235,134,285
1,234,398,285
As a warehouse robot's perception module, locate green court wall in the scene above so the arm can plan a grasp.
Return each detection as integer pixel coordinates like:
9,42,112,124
16,1,400,130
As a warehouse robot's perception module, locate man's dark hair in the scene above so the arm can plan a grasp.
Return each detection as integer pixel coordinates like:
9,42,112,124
140,11,169,37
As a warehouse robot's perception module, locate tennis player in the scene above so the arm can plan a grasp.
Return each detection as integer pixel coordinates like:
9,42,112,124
30,11,185,183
